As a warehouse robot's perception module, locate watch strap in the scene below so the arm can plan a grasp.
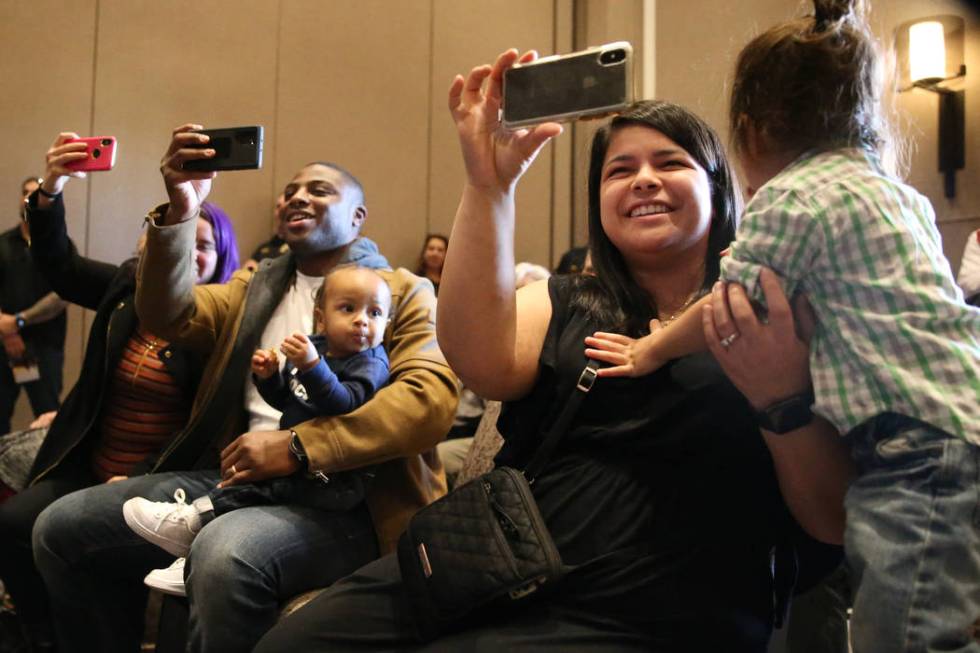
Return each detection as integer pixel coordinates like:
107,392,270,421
288,430,308,465
756,389,815,435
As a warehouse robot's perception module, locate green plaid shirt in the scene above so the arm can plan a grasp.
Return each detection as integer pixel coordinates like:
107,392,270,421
722,148,980,443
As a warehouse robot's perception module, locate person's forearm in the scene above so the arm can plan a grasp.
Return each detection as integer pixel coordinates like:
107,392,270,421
651,294,711,362
135,206,200,338
20,292,67,325
437,185,518,389
763,417,854,545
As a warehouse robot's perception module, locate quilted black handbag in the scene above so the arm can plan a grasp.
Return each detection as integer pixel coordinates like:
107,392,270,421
397,360,599,641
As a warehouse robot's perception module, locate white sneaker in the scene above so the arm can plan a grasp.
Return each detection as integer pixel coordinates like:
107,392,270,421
144,557,187,597
122,488,202,557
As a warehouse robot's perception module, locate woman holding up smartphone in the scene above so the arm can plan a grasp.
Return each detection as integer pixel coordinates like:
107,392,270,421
256,51,852,652
0,133,240,652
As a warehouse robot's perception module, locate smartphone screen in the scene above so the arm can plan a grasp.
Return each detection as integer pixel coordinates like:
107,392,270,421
503,42,633,129
184,126,263,172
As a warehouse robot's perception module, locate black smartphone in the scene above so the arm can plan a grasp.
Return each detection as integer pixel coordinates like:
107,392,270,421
502,42,634,129
184,126,263,171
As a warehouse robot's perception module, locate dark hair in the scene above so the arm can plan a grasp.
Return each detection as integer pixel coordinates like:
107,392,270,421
313,264,391,310
729,0,888,159
414,234,449,277
199,201,240,283
576,100,741,336
304,161,366,205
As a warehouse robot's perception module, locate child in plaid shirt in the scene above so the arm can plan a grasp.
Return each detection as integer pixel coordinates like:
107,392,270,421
587,0,980,649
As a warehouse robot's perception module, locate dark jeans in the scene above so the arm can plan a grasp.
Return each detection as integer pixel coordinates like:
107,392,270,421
257,555,680,653
0,345,63,434
32,470,379,653
0,473,89,640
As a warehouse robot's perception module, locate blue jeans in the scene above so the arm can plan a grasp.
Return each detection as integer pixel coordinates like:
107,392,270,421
845,414,980,652
32,469,379,653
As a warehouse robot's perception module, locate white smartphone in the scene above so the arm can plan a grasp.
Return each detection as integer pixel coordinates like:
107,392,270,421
502,42,634,130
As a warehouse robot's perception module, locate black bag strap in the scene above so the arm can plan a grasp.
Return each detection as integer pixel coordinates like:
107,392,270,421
523,359,600,483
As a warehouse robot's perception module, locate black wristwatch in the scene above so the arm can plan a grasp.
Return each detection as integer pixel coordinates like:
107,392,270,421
288,430,308,466
755,389,815,434
14,314,26,331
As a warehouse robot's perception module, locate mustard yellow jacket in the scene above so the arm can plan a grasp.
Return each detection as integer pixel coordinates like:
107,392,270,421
136,212,458,553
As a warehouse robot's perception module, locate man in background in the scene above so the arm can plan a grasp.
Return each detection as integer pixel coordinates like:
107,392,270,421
0,178,67,433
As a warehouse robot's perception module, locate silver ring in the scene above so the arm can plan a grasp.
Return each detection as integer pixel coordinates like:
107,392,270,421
230,464,238,475
719,332,740,349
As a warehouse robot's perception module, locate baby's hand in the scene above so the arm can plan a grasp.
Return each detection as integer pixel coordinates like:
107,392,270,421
280,333,318,372
584,322,666,378
251,349,279,379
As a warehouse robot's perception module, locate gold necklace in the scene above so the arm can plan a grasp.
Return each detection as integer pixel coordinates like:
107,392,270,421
131,330,162,384
659,292,700,328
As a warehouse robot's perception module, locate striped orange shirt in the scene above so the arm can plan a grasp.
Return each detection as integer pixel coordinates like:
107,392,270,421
91,328,190,481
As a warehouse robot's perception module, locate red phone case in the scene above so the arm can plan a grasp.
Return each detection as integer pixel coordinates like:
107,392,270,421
65,136,117,172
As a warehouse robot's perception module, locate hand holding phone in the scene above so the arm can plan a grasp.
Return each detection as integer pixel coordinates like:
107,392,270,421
502,42,634,129
448,49,563,195
64,136,118,172
38,132,104,199
183,126,263,172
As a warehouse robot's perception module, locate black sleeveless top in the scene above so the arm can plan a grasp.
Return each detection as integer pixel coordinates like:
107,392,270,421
496,276,794,648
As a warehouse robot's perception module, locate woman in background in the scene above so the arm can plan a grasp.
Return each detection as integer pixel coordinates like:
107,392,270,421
0,132,239,652
414,233,448,295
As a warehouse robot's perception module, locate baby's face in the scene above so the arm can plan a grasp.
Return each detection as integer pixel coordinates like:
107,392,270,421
317,268,391,357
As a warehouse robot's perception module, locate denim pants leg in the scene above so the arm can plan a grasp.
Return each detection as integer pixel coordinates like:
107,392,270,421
32,470,221,653
845,415,980,653
185,500,378,653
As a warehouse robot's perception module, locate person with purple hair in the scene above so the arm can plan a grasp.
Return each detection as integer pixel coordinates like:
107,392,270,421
0,132,240,652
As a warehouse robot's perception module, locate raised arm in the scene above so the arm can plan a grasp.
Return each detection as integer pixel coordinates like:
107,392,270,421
704,268,852,544
437,49,563,401
136,124,233,349
26,133,120,309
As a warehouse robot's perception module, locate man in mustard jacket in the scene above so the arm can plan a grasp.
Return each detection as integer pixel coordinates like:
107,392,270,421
32,125,459,653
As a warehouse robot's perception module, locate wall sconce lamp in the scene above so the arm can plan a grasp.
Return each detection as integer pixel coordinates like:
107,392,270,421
896,15,966,199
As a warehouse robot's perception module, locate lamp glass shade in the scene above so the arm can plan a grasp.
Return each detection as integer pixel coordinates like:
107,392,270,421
909,21,946,82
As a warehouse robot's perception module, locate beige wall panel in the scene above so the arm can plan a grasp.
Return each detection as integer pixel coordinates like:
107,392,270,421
429,0,558,270
87,0,279,268
0,0,97,429
274,0,432,271
570,0,645,249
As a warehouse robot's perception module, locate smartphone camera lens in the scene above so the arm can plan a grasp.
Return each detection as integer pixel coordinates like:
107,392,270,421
101,138,112,146
92,148,102,159
599,49,626,65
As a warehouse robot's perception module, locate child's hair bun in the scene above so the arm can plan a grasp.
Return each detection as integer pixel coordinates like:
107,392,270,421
812,0,862,30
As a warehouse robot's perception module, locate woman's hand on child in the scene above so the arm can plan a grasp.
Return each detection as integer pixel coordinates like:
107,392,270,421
280,333,318,372
449,49,563,195
702,268,812,410
251,349,279,379
584,320,668,377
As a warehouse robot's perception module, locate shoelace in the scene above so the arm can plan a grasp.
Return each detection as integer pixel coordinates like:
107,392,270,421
150,488,189,519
